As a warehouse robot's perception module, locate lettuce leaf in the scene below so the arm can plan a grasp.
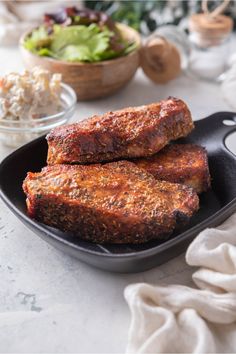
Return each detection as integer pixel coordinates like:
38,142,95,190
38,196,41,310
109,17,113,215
24,23,137,63
24,26,51,52
51,24,111,62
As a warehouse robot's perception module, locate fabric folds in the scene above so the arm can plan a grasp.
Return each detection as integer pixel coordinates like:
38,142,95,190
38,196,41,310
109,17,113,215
125,213,236,353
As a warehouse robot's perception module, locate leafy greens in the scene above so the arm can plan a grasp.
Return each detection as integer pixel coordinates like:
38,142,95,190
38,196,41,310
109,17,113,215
24,22,137,63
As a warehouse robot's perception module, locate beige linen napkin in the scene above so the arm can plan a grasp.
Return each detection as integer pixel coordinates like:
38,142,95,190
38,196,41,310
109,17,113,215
125,213,236,353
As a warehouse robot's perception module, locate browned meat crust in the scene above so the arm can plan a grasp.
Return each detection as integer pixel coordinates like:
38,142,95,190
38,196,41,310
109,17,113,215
133,144,211,194
22,161,199,244
46,97,194,165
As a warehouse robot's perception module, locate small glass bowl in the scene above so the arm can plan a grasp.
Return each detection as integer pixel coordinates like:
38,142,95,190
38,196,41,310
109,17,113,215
0,83,77,148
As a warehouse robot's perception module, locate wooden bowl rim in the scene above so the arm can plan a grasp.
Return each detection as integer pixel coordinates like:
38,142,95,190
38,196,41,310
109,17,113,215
19,22,141,67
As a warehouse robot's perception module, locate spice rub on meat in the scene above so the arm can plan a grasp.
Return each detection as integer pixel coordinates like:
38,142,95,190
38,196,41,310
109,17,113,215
46,97,194,165
23,161,199,244
134,144,211,194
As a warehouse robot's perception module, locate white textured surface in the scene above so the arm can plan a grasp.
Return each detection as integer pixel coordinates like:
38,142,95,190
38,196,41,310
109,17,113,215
0,46,235,353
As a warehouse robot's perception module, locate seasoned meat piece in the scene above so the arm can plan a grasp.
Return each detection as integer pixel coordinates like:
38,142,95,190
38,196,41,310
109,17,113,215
23,161,199,244
47,97,194,165
134,144,211,194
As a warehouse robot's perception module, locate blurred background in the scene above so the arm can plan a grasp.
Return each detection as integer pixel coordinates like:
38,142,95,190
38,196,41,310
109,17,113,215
1,0,236,44
1,0,236,107
85,0,236,33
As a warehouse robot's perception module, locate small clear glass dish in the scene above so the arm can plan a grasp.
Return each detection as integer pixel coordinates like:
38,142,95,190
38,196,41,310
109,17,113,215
0,83,77,148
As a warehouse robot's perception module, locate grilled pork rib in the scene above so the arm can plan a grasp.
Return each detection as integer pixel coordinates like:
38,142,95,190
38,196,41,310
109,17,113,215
47,97,194,165
23,161,199,244
134,144,211,194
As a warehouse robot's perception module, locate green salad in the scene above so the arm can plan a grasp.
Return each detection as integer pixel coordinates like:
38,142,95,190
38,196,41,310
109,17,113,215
24,7,137,63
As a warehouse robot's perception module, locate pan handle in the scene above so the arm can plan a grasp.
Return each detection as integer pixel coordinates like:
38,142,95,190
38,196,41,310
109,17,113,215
191,112,236,155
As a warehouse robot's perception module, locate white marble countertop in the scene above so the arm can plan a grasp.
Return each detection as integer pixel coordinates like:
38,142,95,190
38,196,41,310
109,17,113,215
0,46,236,353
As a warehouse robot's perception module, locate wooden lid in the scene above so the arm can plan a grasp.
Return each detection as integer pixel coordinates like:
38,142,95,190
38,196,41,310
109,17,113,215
189,13,233,39
140,36,181,84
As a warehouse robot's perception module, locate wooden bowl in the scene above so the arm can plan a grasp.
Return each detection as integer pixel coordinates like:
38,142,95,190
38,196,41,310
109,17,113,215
19,23,141,101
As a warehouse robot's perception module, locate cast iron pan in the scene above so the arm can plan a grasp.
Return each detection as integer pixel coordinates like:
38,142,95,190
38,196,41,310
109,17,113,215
0,112,236,273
